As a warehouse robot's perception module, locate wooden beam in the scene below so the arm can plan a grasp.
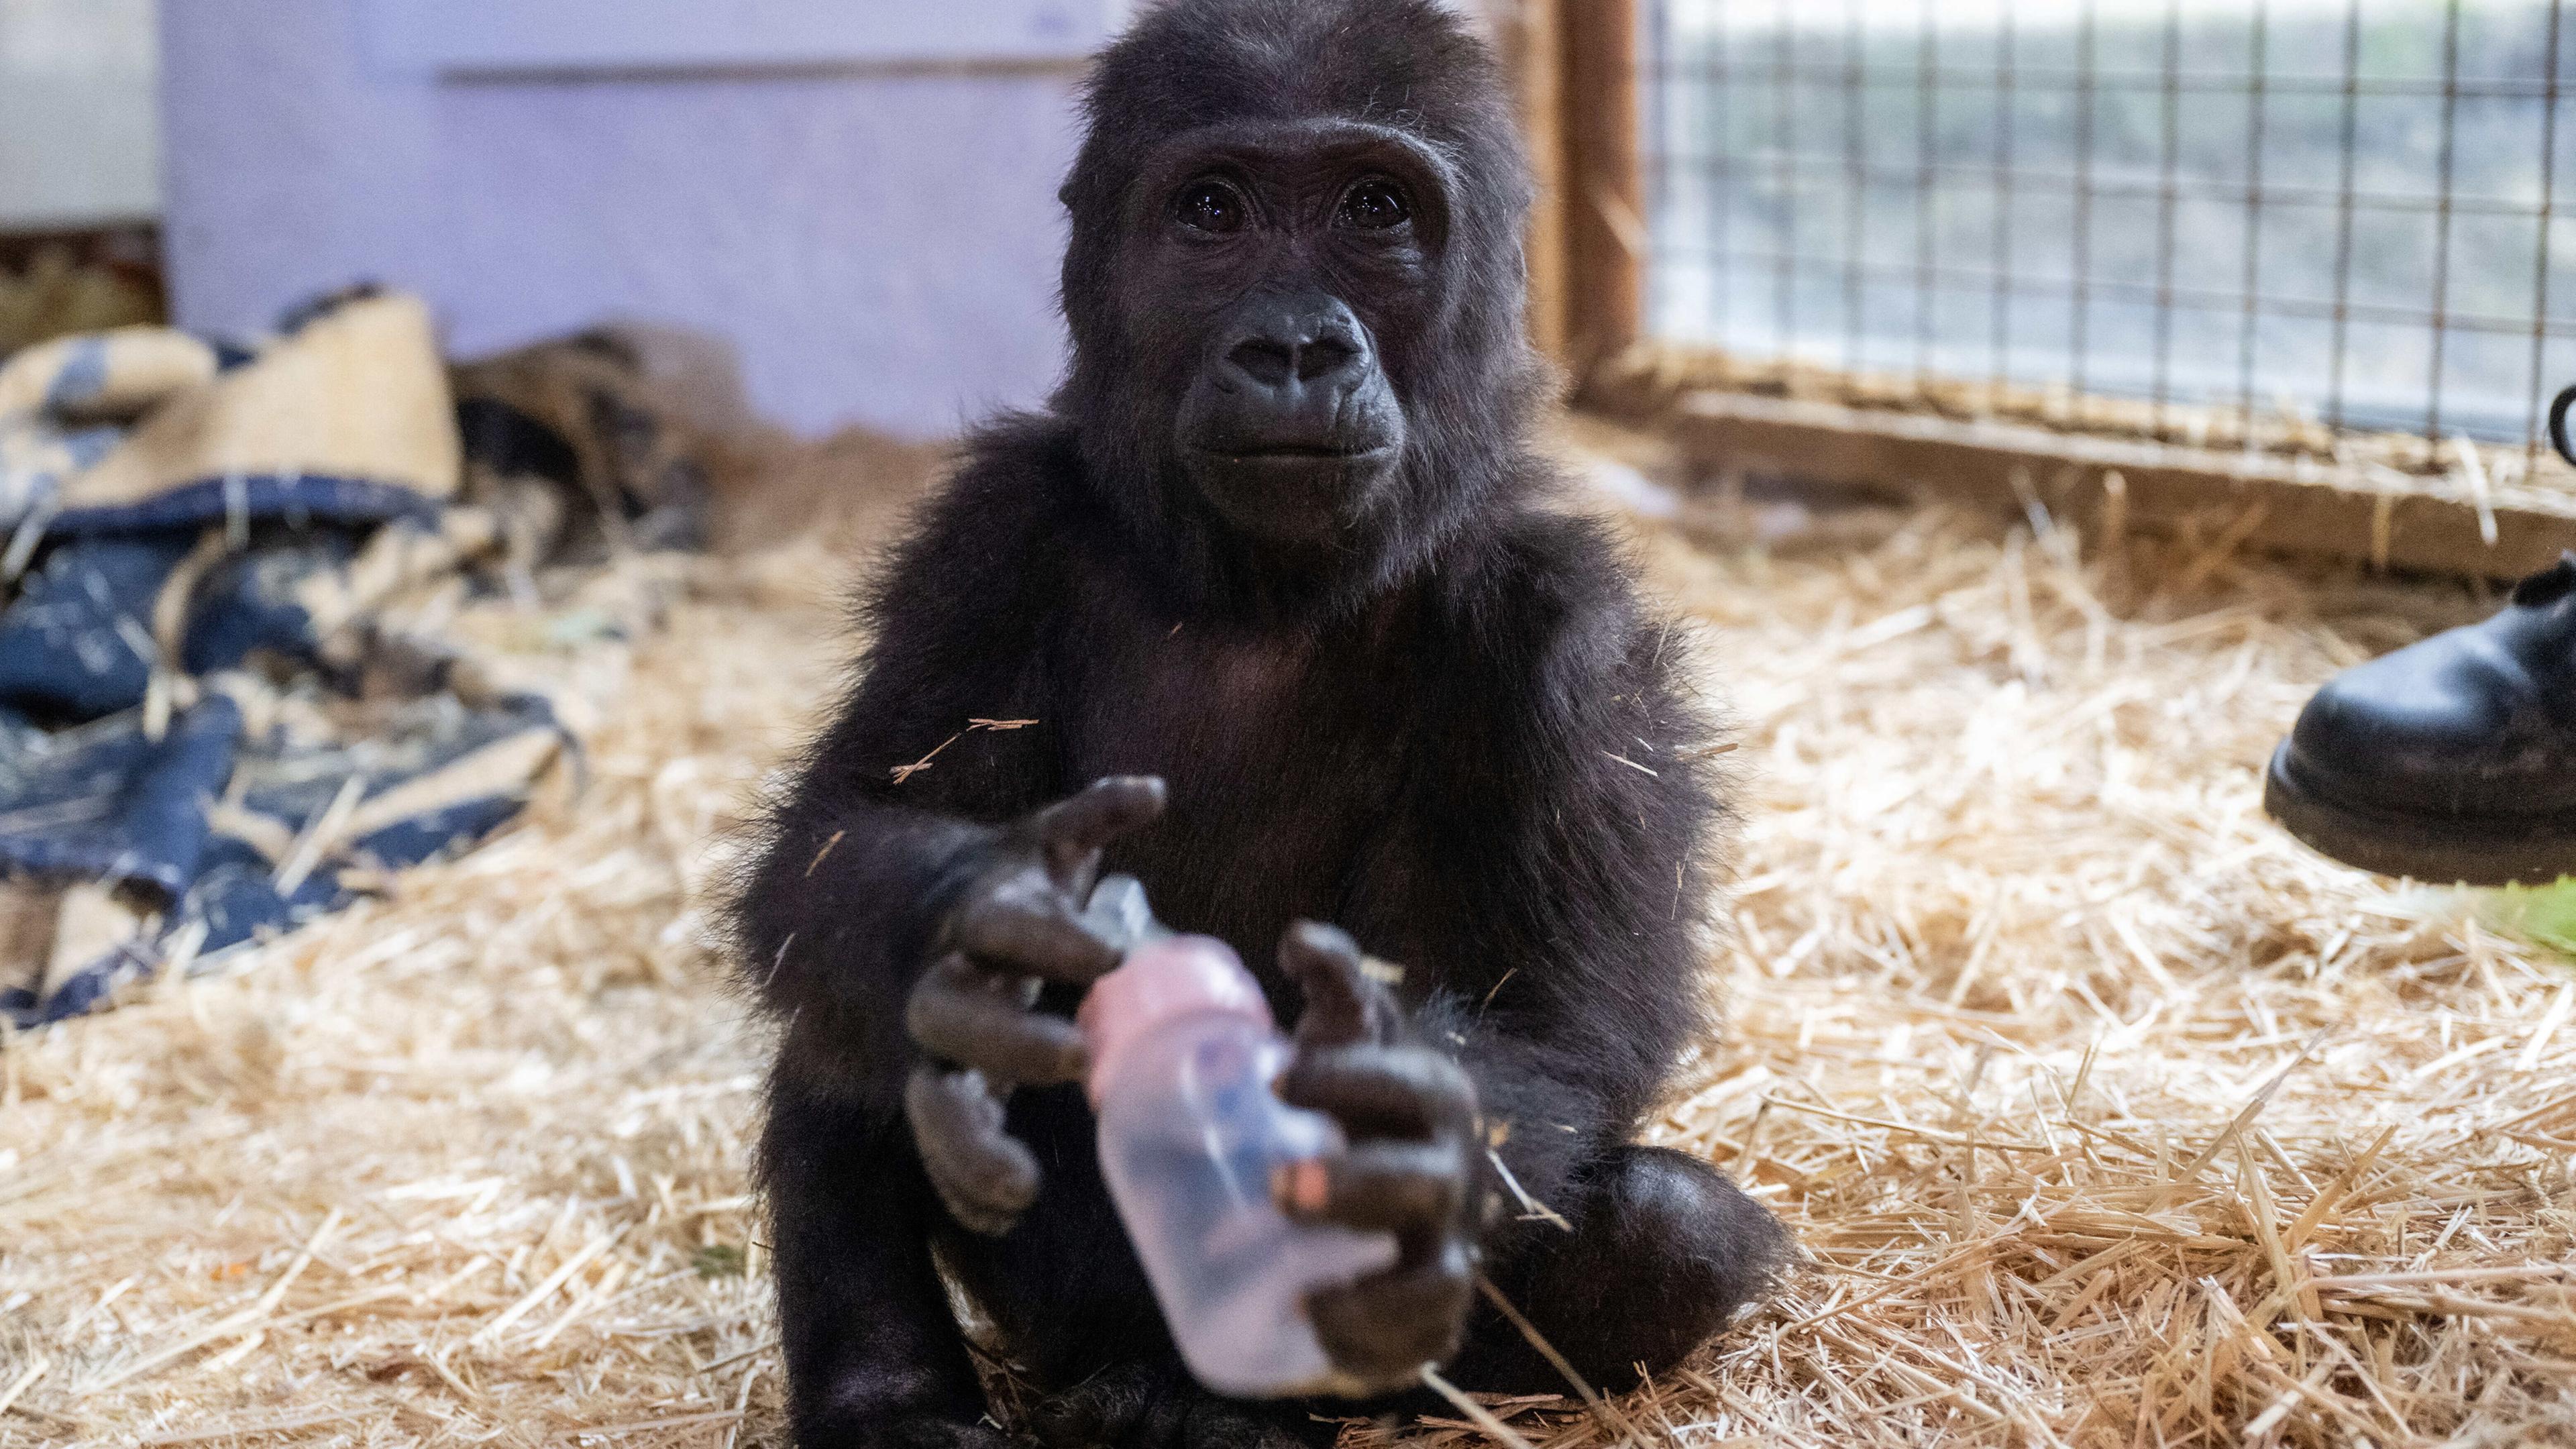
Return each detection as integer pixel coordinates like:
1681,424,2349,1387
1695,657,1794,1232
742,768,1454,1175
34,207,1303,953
1642,388,2576,581
1503,0,1570,366
1559,0,1644,384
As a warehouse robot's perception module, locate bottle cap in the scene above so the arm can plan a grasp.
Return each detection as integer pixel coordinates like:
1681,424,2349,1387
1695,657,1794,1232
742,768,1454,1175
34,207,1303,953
1077,935,1273,1106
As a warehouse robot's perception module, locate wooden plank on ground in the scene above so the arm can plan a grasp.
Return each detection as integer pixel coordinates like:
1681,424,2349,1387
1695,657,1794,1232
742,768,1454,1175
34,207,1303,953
1650,388,2576,580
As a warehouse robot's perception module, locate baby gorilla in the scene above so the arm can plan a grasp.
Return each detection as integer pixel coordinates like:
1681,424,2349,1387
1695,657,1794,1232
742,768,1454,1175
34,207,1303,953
731,2,1790,1446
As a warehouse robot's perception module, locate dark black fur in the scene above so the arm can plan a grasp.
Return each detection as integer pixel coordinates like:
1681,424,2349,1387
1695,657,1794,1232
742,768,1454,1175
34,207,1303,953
731,4,1789,1445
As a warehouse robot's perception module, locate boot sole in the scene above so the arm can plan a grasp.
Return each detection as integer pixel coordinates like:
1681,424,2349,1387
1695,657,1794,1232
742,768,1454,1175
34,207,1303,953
2265,743,2576,888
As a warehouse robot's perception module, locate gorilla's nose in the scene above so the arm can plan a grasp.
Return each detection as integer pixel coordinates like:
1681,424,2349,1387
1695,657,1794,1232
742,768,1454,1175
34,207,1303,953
1214,293,1371,409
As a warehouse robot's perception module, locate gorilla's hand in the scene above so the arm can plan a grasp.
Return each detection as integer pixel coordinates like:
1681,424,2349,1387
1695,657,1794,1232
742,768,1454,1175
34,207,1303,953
904,776,1167,1235
1275,922,1479,1394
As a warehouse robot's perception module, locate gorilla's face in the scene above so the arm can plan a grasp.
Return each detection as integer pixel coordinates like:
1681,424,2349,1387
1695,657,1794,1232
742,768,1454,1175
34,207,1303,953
1114,119,1449,545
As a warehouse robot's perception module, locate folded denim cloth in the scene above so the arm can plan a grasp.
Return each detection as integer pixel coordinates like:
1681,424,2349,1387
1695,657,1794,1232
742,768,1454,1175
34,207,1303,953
0,294,716,1027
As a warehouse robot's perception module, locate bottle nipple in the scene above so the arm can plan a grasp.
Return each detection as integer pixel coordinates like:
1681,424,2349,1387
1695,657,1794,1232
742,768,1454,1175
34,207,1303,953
1077,934,1273,1107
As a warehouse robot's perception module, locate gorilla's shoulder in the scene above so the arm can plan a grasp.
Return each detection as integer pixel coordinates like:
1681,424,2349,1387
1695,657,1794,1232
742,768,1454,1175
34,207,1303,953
1434,508,1656,685
861,415,1085,623
881,416,1091,563
1450,508,1648,627
926,413,1086,527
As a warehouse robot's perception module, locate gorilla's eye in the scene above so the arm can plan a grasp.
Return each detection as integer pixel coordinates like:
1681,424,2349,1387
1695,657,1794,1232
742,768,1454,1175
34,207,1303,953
1173,181,1248,234
1338,177,1412,231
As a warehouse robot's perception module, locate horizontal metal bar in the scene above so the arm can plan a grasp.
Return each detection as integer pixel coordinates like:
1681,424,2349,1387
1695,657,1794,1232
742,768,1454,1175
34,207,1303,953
1655,153,2560,221
1657,62,2560,100
1662,248,2576,338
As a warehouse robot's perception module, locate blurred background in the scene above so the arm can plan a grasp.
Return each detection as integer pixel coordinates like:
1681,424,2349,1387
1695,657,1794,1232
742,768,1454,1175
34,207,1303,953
8,0,2576,458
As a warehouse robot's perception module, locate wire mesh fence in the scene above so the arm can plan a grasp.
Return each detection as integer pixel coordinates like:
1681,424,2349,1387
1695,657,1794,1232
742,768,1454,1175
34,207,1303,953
1643,0,2576,468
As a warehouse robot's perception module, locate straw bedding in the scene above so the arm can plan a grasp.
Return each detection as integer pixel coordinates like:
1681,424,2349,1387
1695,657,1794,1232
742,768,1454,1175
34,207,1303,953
3,423,2572,1447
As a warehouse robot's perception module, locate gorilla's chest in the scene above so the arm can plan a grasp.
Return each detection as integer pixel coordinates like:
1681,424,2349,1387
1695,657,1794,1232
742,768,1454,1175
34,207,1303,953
1063,615,1420,955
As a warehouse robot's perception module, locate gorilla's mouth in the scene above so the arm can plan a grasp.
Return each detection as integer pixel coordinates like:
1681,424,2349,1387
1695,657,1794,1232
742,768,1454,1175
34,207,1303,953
1199,443,1397,464
1180,441,1401,541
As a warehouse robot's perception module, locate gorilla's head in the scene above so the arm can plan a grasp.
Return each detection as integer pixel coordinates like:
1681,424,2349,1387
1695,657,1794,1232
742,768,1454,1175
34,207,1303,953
1056,0,1546,610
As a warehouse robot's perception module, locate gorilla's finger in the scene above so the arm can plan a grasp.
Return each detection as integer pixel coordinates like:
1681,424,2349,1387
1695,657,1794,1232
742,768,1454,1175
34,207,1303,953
1136,1387,1192,1449
1026,1361,1173,1449
1281,920,1398,1048
952,870,1122,981
1028,775,1167,884
1307,1240,1475,1391
1275,1141,1467,1234
904,1065,1038,1236
907,954,1087,1083
1280,1043,1479,1142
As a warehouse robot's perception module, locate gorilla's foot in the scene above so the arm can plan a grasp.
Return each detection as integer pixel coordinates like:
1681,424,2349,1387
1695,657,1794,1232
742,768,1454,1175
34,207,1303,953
1454,1144,1792,1393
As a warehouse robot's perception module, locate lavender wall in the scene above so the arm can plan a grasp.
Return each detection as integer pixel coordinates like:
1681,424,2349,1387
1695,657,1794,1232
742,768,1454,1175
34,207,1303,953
160,1,1086,438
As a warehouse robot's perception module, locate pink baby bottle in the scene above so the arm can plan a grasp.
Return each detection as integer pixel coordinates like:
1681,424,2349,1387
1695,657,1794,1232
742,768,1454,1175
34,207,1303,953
1077,879,1399,1397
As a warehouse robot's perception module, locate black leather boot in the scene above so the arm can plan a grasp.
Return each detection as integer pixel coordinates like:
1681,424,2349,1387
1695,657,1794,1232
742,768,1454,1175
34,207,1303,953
2265,553,2576,886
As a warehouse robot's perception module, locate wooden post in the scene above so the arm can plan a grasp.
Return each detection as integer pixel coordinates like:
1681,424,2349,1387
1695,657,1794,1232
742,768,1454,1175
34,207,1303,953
1558,0,1646,388
1505,0,1571,366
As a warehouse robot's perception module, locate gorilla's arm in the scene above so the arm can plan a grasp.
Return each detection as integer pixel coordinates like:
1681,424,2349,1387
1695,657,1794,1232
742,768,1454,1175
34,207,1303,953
737,437,1165,1241
1352,519,1722,1270
1331,577,1793,1399
735,453,1065,1107
731,450,1078,1448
